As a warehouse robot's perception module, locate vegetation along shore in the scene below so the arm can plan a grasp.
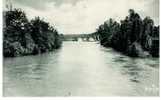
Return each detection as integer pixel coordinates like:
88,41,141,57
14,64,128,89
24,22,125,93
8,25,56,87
3,8,62,57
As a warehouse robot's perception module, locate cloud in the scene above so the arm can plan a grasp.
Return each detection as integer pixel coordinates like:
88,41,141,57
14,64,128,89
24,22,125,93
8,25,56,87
10,0,83,9
5,0,159,34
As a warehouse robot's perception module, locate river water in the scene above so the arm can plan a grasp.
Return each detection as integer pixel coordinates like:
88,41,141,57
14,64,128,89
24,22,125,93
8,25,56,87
3,42,159,96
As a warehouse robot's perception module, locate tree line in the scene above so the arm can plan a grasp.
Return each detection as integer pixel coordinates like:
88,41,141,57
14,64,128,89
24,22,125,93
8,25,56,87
96,9,159,57
3,8,62,57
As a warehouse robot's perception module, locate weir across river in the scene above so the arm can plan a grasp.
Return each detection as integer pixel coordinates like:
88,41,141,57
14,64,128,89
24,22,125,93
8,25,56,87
61,33,99,41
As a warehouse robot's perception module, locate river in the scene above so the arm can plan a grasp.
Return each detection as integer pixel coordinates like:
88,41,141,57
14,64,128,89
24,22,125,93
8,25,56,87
3,42,159,96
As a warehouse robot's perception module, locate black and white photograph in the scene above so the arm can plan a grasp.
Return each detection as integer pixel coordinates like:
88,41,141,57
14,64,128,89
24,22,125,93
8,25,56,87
2,0,160,97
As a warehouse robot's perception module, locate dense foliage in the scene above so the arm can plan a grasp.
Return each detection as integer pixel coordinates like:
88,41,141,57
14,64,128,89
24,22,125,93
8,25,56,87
3,9,62,57
97,9,159,57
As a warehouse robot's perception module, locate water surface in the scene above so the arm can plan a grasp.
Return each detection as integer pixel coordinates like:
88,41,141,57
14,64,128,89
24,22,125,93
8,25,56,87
3,42,159,96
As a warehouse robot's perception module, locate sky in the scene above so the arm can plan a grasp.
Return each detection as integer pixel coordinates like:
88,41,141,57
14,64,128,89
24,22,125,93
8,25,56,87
4,0,160,34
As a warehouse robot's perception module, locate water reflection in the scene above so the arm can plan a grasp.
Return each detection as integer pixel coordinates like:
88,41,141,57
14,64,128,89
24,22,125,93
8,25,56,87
114,57,128,62
3,42,159,96
123,61,142,83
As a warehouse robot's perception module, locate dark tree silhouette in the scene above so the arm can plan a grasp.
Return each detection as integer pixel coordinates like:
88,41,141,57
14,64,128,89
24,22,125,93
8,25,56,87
96,9,159,57
3,8,62,57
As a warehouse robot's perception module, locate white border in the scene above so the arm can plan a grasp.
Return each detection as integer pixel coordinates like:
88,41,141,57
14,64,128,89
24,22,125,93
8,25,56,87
0,0,3,98
0,0,160,99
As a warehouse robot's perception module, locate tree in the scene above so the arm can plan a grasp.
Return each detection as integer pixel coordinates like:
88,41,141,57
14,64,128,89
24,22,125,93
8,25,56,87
97,18,120,46
140,16,154,50
3,8,62,57
96,9,159,57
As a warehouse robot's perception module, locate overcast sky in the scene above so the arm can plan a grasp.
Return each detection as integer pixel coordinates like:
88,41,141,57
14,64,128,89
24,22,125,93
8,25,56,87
4,0,159,34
